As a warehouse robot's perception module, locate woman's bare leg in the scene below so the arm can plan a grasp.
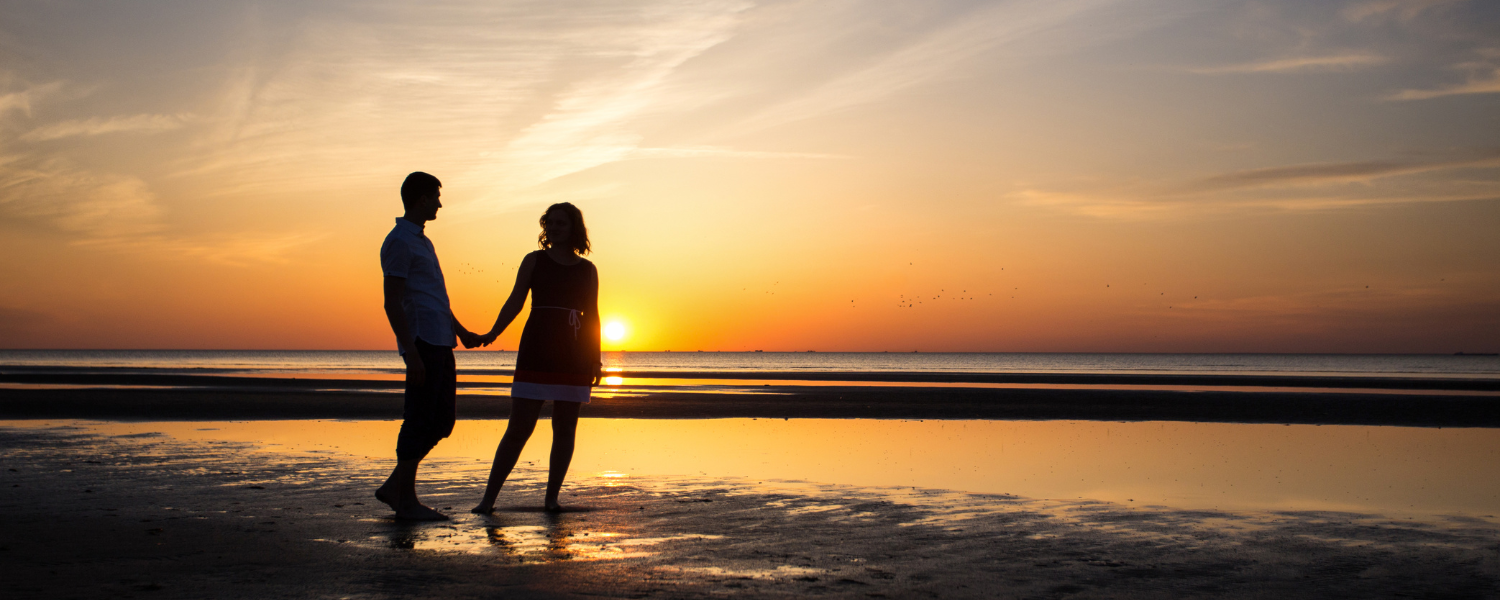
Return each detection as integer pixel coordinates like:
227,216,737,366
544,401,581,511
471,398,544,514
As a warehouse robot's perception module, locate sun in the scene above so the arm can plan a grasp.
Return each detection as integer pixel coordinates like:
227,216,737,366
604,321,626,342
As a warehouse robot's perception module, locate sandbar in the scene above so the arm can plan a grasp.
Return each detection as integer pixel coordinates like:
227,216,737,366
0,381,1497,426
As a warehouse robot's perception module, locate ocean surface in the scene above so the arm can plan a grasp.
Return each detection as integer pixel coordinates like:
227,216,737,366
1,350,1497,379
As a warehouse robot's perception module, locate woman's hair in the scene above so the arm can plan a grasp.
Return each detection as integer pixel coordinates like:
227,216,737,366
538,202,591,255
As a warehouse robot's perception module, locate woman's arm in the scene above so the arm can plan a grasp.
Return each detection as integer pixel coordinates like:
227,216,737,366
481,253,537,345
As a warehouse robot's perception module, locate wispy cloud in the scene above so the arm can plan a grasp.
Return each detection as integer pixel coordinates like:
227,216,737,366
1188,53,1389,74
1387,67,1500,100
1183,152,1500,192
1010,189,1178,220
1242,193,1500,211
1342,0,1467,23
78,232,325,266
20,113,193,141
1014,150,1500,218
0,155,321,264
0,91,312,265
170,0,764,209
0,79,169,239
0,81,64,117
627,146,849,160
1016,187,1500,219
137,0,1181,212
477,0,753,193
721,0,1137,137
0,154,165,238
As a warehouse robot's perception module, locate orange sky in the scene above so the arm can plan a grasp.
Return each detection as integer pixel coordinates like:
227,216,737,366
1,0,1497,352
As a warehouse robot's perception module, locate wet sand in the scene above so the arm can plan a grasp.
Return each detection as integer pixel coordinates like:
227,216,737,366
4,371,1498,597
3,422,1498,599
1,369,1499,426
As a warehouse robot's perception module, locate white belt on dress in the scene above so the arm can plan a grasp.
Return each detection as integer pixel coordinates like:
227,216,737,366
535,306,583,339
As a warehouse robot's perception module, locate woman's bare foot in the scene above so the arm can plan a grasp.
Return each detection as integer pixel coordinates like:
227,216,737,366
544,501,564,513
470,504,495,515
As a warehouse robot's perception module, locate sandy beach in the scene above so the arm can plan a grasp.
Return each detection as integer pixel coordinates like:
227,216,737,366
2,366,1500,600
4,418,1499,599
3,368,1499,598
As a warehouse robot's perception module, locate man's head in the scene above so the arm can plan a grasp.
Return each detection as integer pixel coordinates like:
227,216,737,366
400,172,443,222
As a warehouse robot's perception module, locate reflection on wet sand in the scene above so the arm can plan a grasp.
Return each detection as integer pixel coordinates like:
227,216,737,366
3,421,1497,598
351,511,722,560
70,417,1500,517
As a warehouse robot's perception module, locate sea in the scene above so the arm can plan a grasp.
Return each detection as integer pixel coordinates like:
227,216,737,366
1,350,1497,379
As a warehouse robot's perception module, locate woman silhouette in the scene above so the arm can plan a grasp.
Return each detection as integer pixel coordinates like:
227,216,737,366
472,202,601,513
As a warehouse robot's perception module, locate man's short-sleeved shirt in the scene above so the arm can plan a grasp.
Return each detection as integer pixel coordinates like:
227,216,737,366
380,218,455,354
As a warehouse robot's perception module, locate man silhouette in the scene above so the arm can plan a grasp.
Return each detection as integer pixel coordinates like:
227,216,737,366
375,171,481,520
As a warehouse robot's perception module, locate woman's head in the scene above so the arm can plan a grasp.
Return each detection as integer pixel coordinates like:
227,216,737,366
538,202,590,255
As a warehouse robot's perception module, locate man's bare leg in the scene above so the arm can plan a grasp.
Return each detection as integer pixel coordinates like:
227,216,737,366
544,401,580,512
377,459,448,521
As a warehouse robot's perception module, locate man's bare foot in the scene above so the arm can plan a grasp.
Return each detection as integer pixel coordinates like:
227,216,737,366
394,503,449,521
374,486,397,510
470,504,495,515
544,501,564,513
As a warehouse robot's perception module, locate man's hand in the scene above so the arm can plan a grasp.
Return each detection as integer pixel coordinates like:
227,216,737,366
405,352,427,387
458,330,483,349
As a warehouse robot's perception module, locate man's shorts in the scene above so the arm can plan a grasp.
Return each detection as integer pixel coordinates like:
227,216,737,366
395,338,457,461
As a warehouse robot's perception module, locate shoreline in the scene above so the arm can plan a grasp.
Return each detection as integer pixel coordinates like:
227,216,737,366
5,367,1500,390
4,367,1497,427
1,384,1497,427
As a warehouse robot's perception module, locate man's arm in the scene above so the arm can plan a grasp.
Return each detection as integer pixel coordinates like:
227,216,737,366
384,275,425,385
452,315,481,349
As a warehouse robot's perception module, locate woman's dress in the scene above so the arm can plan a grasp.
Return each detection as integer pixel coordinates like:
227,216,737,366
512,251,600,403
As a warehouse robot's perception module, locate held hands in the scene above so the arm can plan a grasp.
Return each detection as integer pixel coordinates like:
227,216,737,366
458,329,501,349
458,330,484,349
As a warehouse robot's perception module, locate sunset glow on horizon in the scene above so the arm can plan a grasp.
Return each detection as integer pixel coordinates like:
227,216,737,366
1,0,1496,353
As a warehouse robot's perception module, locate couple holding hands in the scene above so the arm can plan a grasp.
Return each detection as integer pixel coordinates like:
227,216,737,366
375,171,601,520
